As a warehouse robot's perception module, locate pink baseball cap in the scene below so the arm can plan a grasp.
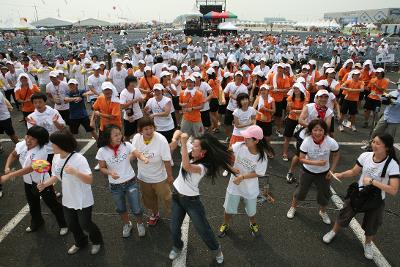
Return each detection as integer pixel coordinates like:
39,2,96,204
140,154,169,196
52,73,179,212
240,125,264,140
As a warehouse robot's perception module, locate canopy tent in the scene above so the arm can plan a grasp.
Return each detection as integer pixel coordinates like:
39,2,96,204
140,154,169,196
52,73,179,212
73,18,111,27
31,17,72,28
203,11,238,19
294,19,340,29
366,23,377,29
220,11,238,19
217,22,238,30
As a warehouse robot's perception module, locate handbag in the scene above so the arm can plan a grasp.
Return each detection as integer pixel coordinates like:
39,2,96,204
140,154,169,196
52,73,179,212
345,156,391,212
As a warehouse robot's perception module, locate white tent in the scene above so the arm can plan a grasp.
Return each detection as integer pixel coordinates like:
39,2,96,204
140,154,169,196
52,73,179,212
344,22,355,28
218,22,238,30
366,23,377,29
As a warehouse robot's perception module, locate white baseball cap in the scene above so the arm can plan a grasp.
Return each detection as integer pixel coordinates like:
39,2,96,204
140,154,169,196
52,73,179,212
67,79,79,85
316,89,330,97
49,71,58,78
144,66,152,72
206,68,215,75
153,83,164,91
115,58,123,64
160,71,171,78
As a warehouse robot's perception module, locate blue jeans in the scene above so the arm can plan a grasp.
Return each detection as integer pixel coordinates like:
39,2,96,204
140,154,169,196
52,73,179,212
171,192,219,251
109,179,143,215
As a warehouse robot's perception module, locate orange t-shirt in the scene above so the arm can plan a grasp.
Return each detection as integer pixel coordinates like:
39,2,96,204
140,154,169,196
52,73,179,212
139,76,159,100
360,69,374,87
367,78,389,101
338,68,351,83
343,80,364,102
15,84,40,112
287,95,307,120
208,79,219,99
267,73,291,102
179,90,204,123
92,95,122,131
255,95,274,122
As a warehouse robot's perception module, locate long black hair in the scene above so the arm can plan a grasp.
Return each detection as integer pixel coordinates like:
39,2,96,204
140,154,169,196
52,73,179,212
376,134,399,164
182,133,234,182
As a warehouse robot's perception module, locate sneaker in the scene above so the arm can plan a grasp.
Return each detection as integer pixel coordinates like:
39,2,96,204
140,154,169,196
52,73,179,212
338,125,344,132
286,172,295,184
362,121,368,128
351,126,357,132
147,213,160,226
282,155,289,161
364,243,374,260
287,207,296,219
224,137,230,143
215,249,224,264
222,170,228,177
91,244,101,255
249,223,260,237
319,211,331,225
275,130,283,138
59,227,69,236
0,190,3,198
218,223,229,238
67,244,80,255
122,221,133,238
322,230,336,244
137,223,146,237
169,248,181,260
25,226,33,233
94,164,100,171
55,191,62,198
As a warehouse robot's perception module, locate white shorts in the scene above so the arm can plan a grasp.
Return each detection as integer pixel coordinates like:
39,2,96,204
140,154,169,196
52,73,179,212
223,191,257,217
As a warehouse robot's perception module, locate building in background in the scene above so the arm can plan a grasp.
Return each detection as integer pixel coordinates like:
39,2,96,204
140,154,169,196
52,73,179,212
324,8,400,25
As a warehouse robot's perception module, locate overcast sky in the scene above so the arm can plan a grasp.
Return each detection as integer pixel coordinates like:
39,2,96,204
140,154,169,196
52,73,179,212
1,0,399,23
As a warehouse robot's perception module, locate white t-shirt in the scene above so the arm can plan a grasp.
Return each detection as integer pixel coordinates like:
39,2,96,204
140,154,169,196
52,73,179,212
52,153,94,209
173,163,206,196
87,74,106,100
299,103,333,139
227,142,268,199
119,88,144,122
300,135,339,174
145,96,175,132
224,82,248,111
0,92,10,120
15,141,49,184
232,107,256,136
46,81,70,110
109,68,128,93
134,70,144,79
197,82,212,111
357,152,400,199
95,142,136,184
131,132,172,183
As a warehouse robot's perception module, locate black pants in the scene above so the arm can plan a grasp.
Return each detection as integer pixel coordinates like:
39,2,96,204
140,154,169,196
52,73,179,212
24,182,67,230
4,89,19,108
63,206,103,247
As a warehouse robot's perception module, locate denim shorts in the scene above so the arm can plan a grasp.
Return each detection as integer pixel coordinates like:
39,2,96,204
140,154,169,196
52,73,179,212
109,179,143,215
223,191,257,217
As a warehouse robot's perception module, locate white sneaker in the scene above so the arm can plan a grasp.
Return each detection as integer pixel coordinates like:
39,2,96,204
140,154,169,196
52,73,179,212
322,230,336,244
276,130,283,138
169,248,181,260
338,125,344,132
122,221,133,238
364,243,373,260
319,211,331,225
215,251,224,264
94,164,100,171
351,126,357,132
59,227,69,236
25,226,33,233
0,190,3,198
287,207,296,219
91,244,101,255
67,244,80,255
137,223,146,237
222,170,228,176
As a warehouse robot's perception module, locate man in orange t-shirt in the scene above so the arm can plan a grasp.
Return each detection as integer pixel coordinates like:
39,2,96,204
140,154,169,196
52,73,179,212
15,74,40,119
363,68,389,127
92,82,122,132
339,70,364,132
179,76,204,137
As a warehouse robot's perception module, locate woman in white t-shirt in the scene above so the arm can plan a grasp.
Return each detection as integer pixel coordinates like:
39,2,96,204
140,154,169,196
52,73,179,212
96,125,146,238
0,126,67,234
37,130,103,255
169,133,235,264
132,117,173,226
218,125,269,238
120,76,144,141
230,93,256,146
144,83,175,142
287,119,340,225
323,134,399,260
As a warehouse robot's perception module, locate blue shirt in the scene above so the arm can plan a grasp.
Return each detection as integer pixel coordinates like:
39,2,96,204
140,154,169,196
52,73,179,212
384,90,400,124
68,90,88,119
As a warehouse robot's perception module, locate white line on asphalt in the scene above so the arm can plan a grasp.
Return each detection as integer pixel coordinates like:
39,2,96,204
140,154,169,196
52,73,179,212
330,187,391,267
172,215,190,267
0,140,96,244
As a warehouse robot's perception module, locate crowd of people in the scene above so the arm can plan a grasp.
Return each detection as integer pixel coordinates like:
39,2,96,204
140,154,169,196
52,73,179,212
0,31,399,263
